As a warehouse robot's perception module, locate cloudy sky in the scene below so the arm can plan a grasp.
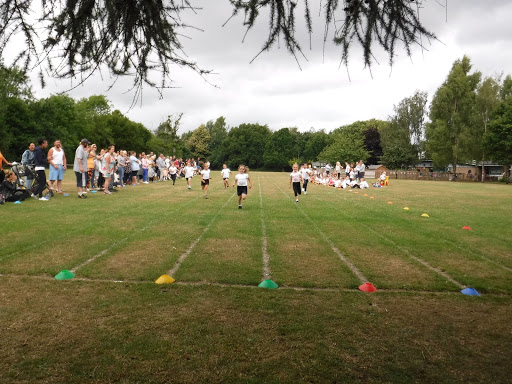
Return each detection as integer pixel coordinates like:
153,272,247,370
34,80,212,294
16,0,512,133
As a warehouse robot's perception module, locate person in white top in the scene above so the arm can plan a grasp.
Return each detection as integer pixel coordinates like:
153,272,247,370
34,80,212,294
335,161,342,179
47,140,67,193
200,162,211,199
233,164,252,209
289,163,304,203
345,162,350,178
168,162,177,185
220,164,231,189
184,160,195,189
300,163,311,194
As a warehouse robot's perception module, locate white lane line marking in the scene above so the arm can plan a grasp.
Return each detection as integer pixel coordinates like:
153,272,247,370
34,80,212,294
313,195,465,289
267,176,368,284
167,192,235,277
71,195,203,273
258,177,272,281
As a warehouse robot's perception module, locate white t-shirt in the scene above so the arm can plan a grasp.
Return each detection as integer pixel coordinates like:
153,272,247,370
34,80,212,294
300,168,311,180
221,168,230,178
200,169,210,180
185,166,195,178
349,170,356,180
290,171,301,183
169,166,177,175
235,173,249,186
345,164,350,173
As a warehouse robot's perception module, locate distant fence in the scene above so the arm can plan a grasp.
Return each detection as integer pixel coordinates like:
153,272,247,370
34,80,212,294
387,170,501,182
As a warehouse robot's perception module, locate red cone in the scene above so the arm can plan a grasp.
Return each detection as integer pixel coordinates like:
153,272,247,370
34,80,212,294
358,282,377,292
462,226,472,230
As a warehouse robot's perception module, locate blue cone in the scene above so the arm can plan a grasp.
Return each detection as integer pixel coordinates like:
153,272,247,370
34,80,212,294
461,287,481,296
14,201,22,204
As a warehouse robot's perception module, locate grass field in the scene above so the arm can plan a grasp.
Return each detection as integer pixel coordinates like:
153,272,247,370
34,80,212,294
1,172,511,383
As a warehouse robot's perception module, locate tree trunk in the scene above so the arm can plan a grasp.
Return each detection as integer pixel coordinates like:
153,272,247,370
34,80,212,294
452,163,457,181
481,159,485,182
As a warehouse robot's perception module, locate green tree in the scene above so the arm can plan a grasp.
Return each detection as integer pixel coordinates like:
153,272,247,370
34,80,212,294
157,113,183,157
206,116,228,168
107,110,152,154
263,128,295,170
75,95,113,149
426,56,481,177
381,91,427,168
484,97,512,179
501,75,512,100
220,123,271,169
318,122,369,164
475,76,501,181
188,124,211,160
303,129,328,162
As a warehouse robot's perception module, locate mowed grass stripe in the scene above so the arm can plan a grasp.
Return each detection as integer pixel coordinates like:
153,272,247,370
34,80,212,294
282,180,458,291
315,183,512,293
175,181,263,285
258,176,272,281
79,181,229,281
168,192,236,279
328,181,512,270
263,174,364,288
0,176,195,265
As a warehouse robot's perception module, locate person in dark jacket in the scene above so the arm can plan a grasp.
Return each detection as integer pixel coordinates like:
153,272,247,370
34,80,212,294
33,138,49,201
0,171,30,203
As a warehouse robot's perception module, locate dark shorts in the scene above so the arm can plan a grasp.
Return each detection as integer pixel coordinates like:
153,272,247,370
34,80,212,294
346,172,350,177
359,172,365,179
186,177,192,181
237,186,248,196
131,170,138,178
201,179,210,186
223,178,228,180
292,182,301,196
326,170,330,175
75,171,88,187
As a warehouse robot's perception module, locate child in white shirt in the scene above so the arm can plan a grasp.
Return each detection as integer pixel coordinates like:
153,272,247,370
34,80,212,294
184,160,195,189
200,162,211,198
233,165,252,209
220,164,230,189
289,163,304,203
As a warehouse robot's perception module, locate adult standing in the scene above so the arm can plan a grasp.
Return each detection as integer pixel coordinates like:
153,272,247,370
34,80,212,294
73,139,90,199
101,145,115,195
141,154,148,184
47,140,67,193
358,160,366,180
116,150,126,186
156,154,166,181
0,149,13,184
87,144,97,188
21,142,36,189
34,138,49,201
129,151,140,185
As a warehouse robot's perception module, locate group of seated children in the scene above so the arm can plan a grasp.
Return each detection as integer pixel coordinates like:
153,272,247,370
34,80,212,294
312,161,369,189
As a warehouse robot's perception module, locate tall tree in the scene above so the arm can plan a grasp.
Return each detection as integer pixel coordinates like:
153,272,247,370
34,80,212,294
263,128,295,170
426,56,481,177
484,97,512,180
381,91,427,168
500,75,512,101
157,113,183,157
302,129,328,162
187,124,211,160
318,122,369,164
475,77,501,181
220,123,271,169
206,116,228,168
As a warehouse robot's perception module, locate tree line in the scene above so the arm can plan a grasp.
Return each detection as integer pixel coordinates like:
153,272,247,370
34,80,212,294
1,56,511,179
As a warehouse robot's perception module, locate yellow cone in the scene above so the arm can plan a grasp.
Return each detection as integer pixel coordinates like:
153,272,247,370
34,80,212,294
387,201,392,204
155,275,175,284
403,207,410,210
421,213,429,218
370,196,374,199
363,193,368,196
355,192,359,194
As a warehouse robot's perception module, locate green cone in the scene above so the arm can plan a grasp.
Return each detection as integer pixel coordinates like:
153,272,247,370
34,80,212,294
258,279,278,289
55,270,75,280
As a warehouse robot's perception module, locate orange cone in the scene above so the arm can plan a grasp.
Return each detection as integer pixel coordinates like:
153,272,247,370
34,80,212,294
358,282,377,292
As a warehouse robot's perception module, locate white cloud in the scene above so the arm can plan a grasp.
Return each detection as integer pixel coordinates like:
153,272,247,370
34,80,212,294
14,0,512,134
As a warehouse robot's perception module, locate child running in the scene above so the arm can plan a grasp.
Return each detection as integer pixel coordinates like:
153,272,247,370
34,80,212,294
300,163,311,195
289,163,304,203
200,162,211,199
184,160,195,189
220,164,231,189
168,162,177,185
233,165,252,209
